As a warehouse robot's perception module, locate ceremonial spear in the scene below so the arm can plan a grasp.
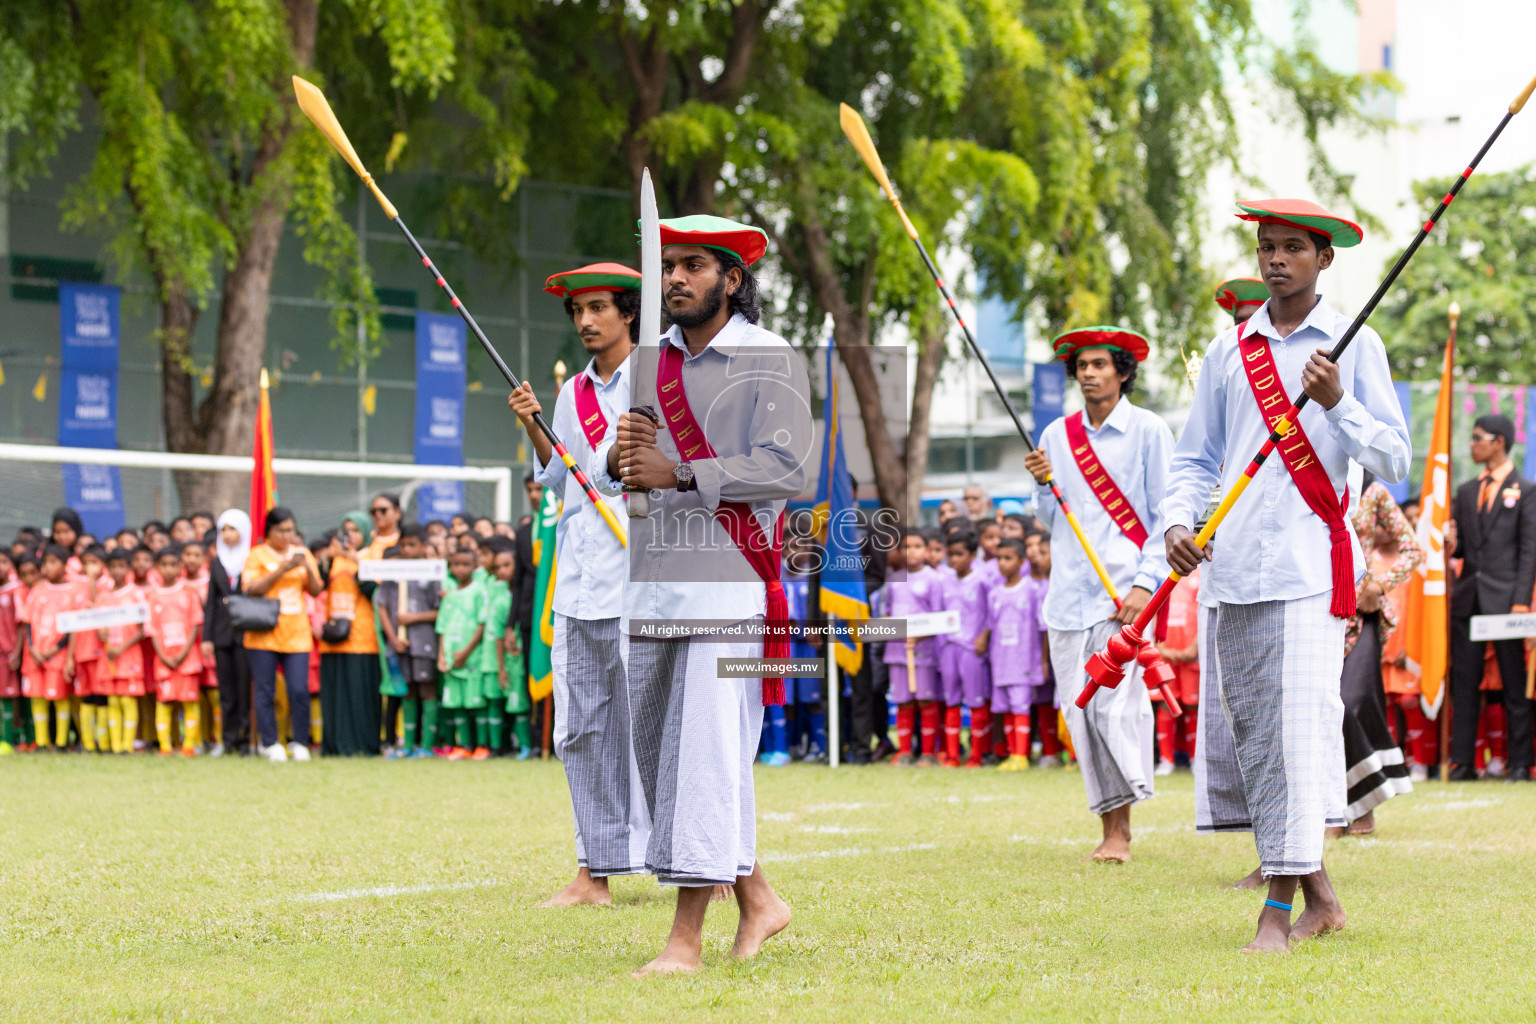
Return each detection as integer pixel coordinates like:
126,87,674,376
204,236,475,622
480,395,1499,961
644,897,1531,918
1076,71,1536,709
839,104,1181,715
291,77,628,547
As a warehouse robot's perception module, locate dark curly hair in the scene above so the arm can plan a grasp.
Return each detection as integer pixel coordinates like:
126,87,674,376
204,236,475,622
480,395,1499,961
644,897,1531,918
563,288,642,344
1066,346,1138,396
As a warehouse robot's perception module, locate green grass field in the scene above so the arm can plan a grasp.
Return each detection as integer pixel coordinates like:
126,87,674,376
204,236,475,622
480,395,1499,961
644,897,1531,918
2,755,1533,1023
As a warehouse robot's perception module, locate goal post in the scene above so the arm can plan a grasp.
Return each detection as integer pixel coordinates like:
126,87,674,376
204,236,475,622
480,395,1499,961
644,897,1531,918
0,442,514,533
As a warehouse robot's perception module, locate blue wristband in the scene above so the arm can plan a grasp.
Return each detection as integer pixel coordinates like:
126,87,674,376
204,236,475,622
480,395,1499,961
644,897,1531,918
1264,899,1293,913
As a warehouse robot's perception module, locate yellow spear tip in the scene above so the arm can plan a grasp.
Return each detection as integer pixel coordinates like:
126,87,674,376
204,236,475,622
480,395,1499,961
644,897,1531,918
1448,300,1461,317
260,367,270,388
1511,71,1536,114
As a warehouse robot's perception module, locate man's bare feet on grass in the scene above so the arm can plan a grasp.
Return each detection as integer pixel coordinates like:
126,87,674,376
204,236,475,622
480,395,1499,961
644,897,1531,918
1324,825,1346,839
711,884,734,903
540,867,611,907
729,863,792,959
1290,866,1346,942
1345,810,1375,836
1241,906,1292,954
632,886,709,978
1231,867,1264,889
1090,805,1132,863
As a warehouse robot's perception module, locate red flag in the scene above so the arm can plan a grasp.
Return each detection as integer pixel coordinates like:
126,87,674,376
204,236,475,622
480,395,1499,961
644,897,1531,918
1405,309,1456,717
250,368,277,542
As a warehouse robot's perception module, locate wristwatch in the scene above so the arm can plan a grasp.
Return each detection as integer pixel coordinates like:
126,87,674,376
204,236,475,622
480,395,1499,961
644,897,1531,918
673,462,697,492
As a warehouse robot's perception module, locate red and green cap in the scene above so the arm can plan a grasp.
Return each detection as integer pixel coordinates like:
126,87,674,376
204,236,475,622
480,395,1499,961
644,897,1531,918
1234,198,1364,248
543,262,641,299
1050,326,1151,364
1214,277,1269,312
655,214,768,266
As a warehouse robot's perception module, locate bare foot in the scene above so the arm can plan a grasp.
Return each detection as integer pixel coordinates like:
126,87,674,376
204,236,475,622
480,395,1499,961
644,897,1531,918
1290,900,1346,942
729,863,792,959
539,868,612,907
1346,810,1375,836
711,884,734,903
1231,867,1264,890
1242,909,1292,954
1324,825,1346,839
631,950,701,977
1090,806,1131,863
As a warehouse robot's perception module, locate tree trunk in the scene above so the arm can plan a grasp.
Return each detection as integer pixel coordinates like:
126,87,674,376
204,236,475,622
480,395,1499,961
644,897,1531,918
904,309,947,524
163,0,318,515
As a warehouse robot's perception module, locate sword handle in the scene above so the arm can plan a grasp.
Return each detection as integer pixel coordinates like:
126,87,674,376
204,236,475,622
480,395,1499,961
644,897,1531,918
624,405,660,519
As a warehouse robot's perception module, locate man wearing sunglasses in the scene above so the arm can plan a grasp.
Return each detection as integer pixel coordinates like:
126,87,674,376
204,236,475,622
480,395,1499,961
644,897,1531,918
1446,414,1536,782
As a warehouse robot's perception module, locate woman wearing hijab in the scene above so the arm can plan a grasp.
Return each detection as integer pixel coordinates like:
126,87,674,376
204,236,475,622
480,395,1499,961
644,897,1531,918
49,507,85,577
203,510,253,754
319,512,382,755
242,507,323,762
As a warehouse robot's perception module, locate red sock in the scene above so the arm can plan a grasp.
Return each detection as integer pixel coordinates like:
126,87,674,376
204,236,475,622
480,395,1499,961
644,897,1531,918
919,701,940,755
1035,704,1061,757
944,705,962,762
1181,704,1199,757
968,706,991,765
1156,705,1175,764
993,713,1008,758
1002,713,1015,757
1012,712,1031,757
895,703,915,757
1401,696,1435,767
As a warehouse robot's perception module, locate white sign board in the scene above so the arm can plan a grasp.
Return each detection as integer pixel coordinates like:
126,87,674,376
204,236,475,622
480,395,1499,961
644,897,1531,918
905,610,960,638
1469,612,1536,642
57,603,148,634
358,559,446,582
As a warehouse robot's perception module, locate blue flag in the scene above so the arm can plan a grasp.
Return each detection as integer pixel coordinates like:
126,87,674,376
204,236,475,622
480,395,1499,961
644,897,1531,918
815,344,869,674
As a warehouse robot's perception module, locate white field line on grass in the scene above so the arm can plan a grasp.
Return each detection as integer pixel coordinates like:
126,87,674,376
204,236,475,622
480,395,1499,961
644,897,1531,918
760,843,938,864
278,880,504,904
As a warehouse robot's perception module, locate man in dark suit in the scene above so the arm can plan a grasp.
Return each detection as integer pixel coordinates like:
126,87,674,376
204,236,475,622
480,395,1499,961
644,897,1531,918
1446,414,1536,781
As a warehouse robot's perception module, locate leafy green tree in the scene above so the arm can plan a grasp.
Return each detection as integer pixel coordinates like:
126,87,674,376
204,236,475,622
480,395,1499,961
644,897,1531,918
1375,165,1536,383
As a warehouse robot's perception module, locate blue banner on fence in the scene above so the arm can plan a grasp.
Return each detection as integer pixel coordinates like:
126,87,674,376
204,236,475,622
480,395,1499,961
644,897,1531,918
1032,362,1066,440
1385,381,1412,504
57,283,125,536
414,312,467,516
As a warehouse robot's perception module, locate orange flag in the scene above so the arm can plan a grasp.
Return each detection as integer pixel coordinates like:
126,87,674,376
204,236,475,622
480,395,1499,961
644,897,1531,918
1405,308,1456,718
250,368,278,542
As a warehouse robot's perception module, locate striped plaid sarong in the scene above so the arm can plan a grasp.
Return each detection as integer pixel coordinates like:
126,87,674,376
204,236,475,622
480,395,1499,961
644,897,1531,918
1209,593,1347,877
623,621,765,887
1054,619,1156,815
1193,604,1251,833
552,614,650,877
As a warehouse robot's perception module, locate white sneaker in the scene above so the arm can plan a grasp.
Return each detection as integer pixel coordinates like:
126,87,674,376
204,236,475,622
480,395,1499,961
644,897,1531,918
208,743,225,758
1154,761,1176,777
287,742,311,762
262,743,288,763
1409,763,1428,783
1486,756,1505,779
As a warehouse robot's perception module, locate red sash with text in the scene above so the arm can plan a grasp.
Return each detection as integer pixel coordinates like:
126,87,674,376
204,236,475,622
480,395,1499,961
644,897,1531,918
658,344,788,705
1237,322,1356,618
1063,412,1150,548
572,373,609,449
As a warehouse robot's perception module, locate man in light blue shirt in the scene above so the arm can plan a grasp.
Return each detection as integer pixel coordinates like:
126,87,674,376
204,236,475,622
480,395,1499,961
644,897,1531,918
1162,199,1410,953
509,262,648,908
1025,326,1172,866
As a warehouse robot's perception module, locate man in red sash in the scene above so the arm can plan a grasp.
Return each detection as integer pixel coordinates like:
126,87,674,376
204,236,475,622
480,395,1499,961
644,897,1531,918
1163,199,1410,952
509,263,649,906
1024,326,1173,863
592,216,811,975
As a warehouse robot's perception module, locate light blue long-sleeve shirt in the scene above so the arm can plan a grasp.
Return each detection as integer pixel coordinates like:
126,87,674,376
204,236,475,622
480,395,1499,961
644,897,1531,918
1035,397,1173,631
1160,298,1411,607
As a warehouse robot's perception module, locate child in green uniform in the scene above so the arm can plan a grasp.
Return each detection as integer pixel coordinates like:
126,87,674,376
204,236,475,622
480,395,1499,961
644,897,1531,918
436,548,486,760
479,539,530,757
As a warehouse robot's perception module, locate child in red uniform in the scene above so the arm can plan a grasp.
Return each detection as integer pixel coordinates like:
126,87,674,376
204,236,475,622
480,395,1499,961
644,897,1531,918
19,545,81,750
0,552,24,749
147,546,205,755
182,539,222,753
71,545,112,752
1154,567,1201,774
99,549,147,753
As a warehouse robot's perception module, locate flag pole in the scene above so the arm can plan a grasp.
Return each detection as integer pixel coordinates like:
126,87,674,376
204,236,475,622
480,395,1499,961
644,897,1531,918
1440,302,1460,782
839,103,1180,714
292,77,626,548
1080,71,1536,709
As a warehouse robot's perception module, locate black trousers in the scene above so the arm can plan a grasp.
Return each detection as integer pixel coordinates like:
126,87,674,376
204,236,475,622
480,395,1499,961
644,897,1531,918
1451,608,1535,772
214,644,252,752
840,653,875,756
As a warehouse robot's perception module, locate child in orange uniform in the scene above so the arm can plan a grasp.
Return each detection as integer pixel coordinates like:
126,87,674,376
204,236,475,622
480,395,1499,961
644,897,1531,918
147,546,205,755
18,545,81,750
71,545,112,752
182,539,222,754
0,552,24,749
1154,567,1201,774
99,549,148,753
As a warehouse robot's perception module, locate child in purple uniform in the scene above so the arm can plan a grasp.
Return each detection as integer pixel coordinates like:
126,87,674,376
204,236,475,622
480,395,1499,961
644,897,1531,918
979,538,1045,770
1024,530,1064,764
886,528,943,766
941,527,993,768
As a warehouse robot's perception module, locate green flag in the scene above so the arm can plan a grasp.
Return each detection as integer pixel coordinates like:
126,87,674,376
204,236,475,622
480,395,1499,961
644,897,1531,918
528,487,560,702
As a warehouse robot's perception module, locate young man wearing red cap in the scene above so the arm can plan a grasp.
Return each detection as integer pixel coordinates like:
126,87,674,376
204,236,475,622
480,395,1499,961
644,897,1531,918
1163,199,1410,951
509,263,650,906
1023,326,1173,863
592,215,810,975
